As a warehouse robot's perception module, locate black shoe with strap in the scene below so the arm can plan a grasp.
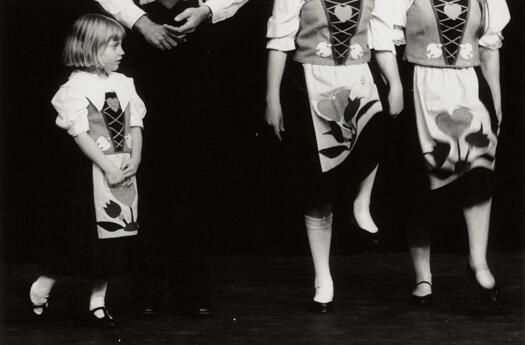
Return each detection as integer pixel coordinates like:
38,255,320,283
309,301,334,314
184,303,213,318
411,281,433,306
466,265,500,303
350,216,380,247
30,301,49,320
90,306,118,329
135,305,156,317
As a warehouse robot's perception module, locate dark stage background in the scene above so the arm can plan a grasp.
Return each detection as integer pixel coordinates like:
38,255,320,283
1,0,523,264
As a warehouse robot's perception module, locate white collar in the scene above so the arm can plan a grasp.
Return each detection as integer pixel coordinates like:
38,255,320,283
67,71,131,112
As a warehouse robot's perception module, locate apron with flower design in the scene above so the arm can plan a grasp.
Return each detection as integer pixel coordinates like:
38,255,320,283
300,0,382,173
407,0,500,189
87,92,139,239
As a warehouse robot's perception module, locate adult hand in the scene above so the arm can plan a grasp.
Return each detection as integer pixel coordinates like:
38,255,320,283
265,100,285,141
388,83,404,118
134,15,185,51
164,5,211,36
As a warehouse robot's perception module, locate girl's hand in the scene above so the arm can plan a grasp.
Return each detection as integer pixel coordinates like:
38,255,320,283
105,165,126,187
265,100,284,141
123,176,135,188
122,157,140,179
388,83,404,118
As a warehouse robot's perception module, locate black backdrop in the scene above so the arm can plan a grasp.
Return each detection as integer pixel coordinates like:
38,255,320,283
1,0,523,263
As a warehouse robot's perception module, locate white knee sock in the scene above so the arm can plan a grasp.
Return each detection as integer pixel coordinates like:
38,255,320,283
30,276,56,314
305,214,334,303
90,281,109,318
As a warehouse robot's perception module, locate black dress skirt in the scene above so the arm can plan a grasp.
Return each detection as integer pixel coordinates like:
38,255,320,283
280,59,390,209
38,135,137,279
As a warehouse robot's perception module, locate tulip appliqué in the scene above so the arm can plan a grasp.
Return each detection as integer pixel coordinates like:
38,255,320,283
313,87,378,160
97,182,138,232
425,107,493,179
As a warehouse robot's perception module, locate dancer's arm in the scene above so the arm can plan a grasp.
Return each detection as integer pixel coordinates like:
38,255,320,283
74,133,125,187
480,48,502,117
265,49,287,141
122,127,143,181
375,52,404,117
478,0,510,118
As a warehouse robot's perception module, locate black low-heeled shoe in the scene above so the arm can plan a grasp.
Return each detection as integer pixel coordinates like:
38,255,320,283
30,302,49,318
411,281,433,306
135,305,156,318
90,307,118,329
350,216,380,246
186,304,213,318
466,265,500,303
310,301,334,314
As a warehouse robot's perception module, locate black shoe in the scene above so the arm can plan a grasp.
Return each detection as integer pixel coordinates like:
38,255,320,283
185,304,213,318
411,281,433,306
350,216,380,246
30,302,49,319
466,265,500,303
309,301,333,313
90,307,118,329
135,305,156,317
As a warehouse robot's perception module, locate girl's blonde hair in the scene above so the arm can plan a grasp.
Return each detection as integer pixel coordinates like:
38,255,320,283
63,14,125,72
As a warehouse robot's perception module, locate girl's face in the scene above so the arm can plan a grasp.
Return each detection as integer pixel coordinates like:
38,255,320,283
99,39,124,73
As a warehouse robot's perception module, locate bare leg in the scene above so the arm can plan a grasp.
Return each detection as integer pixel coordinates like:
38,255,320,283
407,201,432,297
305,203,334,303
409,246,432,296
30,275,56,315
353,164,379,233
90,281,109,318
463,198,496,289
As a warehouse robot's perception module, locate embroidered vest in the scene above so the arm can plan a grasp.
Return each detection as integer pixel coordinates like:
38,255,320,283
294,0,374,66
405,0,484,68
87,93,132,155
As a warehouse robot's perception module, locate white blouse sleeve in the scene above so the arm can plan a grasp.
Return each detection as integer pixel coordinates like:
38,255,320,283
266,0,304,52
94,0,146,29
52,85,90,137
368,0,395,53
389,0,414,46
479,0,510,49
205,0,250,24
128,79,146,128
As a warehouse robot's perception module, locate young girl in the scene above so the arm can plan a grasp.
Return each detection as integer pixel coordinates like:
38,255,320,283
389,0,509,304
29,14,146,327
265,0,403,312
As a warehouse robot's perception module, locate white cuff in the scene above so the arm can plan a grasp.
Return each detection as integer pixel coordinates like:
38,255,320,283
204,0,226,24
267,38,296,52
479,33,504,50
67,123,90,137
121,6,147,29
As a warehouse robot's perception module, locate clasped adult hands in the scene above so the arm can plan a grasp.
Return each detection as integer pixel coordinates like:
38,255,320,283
134,15,186,51
134,5,211,51
164,5,211,36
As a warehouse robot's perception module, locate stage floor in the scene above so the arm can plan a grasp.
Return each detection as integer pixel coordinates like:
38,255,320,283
2,252,524,345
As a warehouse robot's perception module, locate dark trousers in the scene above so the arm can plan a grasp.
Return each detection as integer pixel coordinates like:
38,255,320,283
123,3,220,307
